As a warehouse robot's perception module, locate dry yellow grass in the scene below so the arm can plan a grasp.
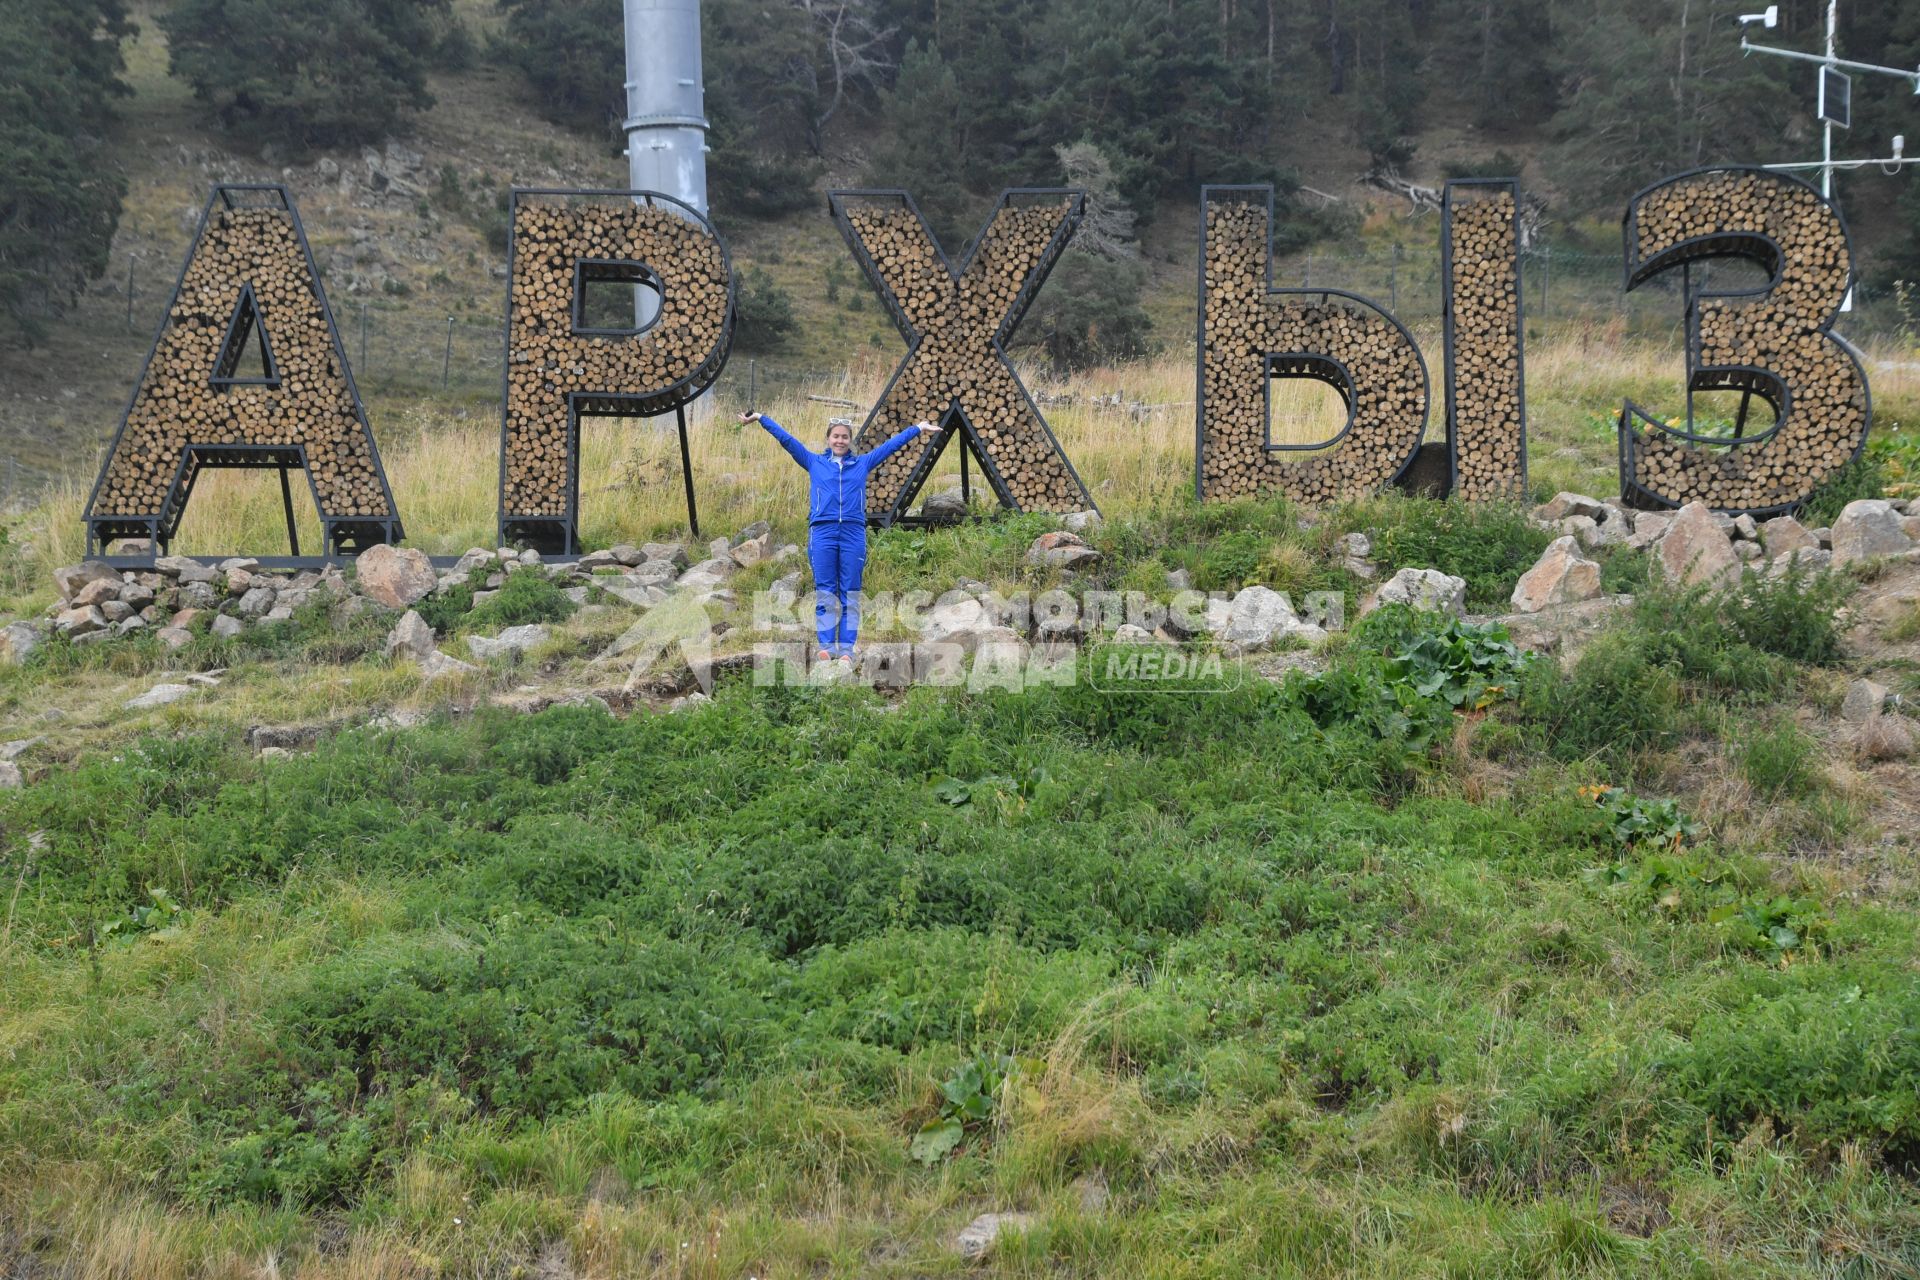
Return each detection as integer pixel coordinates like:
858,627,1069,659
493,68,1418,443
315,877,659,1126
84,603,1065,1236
13,334,1917,574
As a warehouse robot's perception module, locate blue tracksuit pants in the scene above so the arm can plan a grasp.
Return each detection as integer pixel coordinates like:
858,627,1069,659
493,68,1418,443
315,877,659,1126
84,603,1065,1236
808,521,867,655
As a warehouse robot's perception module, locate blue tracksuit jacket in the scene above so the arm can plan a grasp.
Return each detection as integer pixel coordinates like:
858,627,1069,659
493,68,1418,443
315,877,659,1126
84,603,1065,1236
754,414,922,654
752,414,922,525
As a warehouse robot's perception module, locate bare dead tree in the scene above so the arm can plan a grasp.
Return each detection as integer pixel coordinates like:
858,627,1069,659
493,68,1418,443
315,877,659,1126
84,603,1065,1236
1055,141,1138,261
793,0,895,157
1362,164,1441,215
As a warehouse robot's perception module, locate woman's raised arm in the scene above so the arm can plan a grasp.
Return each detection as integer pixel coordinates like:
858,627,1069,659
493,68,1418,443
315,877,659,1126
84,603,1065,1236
740,411,813,469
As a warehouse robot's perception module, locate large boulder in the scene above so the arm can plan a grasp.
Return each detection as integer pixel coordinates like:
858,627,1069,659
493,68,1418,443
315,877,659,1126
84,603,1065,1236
70,576,123,608
642,542,689,569
1831,499,1914,566
1511,536,1602,613
384,610,436,660
53,562,120,602
354,544,437,609
1656,502,1739,588
155,555,219,584
54,606,107,636
1761,515,1819,558
1625,511,1676,551
1221,585,1323,648
0,621,45,665
1367,568,1468,617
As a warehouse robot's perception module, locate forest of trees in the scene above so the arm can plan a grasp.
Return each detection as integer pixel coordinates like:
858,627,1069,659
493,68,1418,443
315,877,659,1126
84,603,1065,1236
6,0,1920,349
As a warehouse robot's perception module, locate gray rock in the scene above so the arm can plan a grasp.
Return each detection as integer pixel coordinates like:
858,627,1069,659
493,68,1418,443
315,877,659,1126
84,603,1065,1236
729,533,772,567
1,621,45,665
1761,515,1819,557
126,682,199,710
1768,547,1833,577
211,615,245,638
384,610,436,660
629,559,681,587
608,544,646,567
707,537,731,560
1832,500,1914,566
467,624,551,661
54,606,107,635
576,549,624,570
1512,537,1602,613
70,576,123,608
1534,492,1606,523
354,544,438,609
155,626,194,651
225,567,254,595
642,542,689,569
1025,531,1102,572
156,555,219,584
733,520,771,545
1370,567,1469,616
920,489,968,525
1732,513,1759,541
452,547,496,574
53,561,120,601
120,582,156,610
1811,526,1834,549
0,762,20,790
598,582,666,609
1842,679,1890,724
180,580,219,610
0,738,42,761
1222,585,1323,648
1062,509,1103,534
234,586,276,617
1626,511,1676,551
99,600,135,624
954,1213,1034,1260
677,558,734,590
1734,539,1763,562
1165,568,1193,592
1656,502,1740,588
420,650,479,680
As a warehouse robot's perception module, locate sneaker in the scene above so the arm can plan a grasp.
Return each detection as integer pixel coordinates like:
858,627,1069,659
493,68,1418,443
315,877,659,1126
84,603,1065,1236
816,648,833,662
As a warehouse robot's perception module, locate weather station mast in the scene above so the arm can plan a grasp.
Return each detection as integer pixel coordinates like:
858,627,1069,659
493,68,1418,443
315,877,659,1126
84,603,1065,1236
1734,2,1918,308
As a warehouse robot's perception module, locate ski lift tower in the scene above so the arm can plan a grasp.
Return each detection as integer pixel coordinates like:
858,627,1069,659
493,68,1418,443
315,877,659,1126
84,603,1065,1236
1736,3,1919,308
623,0,710,324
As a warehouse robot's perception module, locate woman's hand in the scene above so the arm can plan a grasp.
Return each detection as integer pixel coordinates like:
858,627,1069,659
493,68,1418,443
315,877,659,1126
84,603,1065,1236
738,410,760,424
914,420,941,435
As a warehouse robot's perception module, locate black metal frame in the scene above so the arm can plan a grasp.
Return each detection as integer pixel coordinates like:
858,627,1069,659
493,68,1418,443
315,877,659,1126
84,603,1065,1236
826,187,1098,526
82,184,404,560
1194,185,1429,501
209,283,279,389
1616,164,1871,517
1439,178,1530,499
497,189,736,554
570,259,667,338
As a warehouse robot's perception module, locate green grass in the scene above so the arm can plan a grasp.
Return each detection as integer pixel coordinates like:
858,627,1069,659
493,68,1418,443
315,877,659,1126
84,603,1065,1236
1,592,1916,1276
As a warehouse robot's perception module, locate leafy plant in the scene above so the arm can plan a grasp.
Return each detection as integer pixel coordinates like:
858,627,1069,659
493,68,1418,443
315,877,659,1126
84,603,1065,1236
97,886,185,941
1580,785,1703,851
910,1052,1041,1165
1383,617,1534,711
1708,894,1828,962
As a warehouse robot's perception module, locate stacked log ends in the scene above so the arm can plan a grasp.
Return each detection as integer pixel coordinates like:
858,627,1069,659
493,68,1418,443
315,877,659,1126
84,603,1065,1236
502,201,731,519
1444,188,1526,501
841,199,1091,517
1626,169,1867,512
1200,198,1427,503
90,208,392,522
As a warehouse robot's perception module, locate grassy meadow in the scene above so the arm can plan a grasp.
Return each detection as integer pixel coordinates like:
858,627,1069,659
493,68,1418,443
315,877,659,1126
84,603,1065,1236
0,335,1918,1277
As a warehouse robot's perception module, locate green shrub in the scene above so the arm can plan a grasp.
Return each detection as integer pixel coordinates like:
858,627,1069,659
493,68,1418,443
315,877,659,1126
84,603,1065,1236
1518,631,1680,766
1369,499,1552,609
1798,453,1884,527
1738,720,1820,800
466,570,576,630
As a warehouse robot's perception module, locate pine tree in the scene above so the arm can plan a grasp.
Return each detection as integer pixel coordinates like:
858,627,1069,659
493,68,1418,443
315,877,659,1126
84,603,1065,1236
0,0,133,346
